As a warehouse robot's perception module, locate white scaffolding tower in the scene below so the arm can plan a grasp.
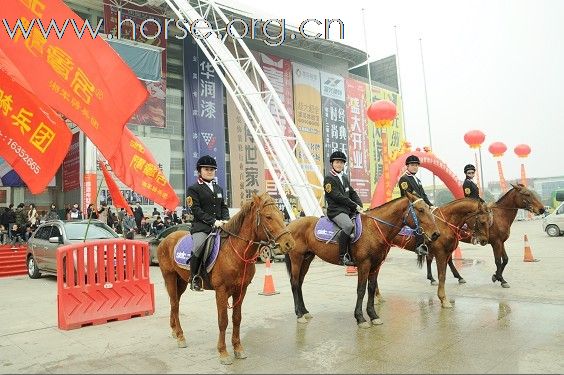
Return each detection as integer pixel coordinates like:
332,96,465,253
165,0,324,219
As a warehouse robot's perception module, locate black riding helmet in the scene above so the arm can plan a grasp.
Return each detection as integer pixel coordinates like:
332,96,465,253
329,151,347,163
405,155,420,165
196,155,217,171
464,164,476,173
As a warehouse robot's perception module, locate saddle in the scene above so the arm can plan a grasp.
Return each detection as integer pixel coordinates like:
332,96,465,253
173,232,221,276
313,214,362,244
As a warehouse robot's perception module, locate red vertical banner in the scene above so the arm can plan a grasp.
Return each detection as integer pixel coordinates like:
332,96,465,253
83,173,97,212
345,78,371,204
103,0,166,128
62,132,80,192
0,69,71,194
99,160,134,216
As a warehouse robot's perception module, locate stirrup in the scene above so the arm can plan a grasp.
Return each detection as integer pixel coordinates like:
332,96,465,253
190,275,204,292
340,253,356,267
415,244,428,256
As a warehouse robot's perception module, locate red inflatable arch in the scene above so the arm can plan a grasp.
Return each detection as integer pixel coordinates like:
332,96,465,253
370,150,464,207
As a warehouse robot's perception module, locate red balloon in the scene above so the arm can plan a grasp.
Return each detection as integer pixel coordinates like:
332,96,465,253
514,144,531,158
367,100,397,126
464,130,485,149
488,142,507,157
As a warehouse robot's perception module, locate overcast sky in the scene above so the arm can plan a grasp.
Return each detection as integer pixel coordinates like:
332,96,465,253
223,0,562,187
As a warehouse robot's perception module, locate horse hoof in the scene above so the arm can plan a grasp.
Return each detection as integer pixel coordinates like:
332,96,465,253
234,351,247,359
171,330,176,338
430,280,438,286
219,355,234,365
371,318,383,325
492,274,498,283
441,301,453,309
297,316,308,324
303,313,313,320
501,282,510,288
177,339,187,348
458,278,467,284
358,321,371,329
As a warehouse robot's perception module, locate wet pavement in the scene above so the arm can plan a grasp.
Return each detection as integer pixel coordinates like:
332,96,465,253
1,219,563,373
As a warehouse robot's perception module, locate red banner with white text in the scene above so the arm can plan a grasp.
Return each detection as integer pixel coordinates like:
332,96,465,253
108,128,178,210
0,0,148,159
0,69,71,194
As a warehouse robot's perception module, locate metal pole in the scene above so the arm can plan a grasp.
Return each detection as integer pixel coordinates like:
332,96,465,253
478,146,485,194
419,38,436,202
361,8,373,100
394,25,407,139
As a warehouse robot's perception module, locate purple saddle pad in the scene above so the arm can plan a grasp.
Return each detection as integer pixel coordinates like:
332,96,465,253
174,232,221,273
314,214,362,244
398,226,415,236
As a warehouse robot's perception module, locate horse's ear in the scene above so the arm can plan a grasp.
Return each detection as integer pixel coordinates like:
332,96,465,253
252,194,261,206
510,183,518,190
405,190,414,201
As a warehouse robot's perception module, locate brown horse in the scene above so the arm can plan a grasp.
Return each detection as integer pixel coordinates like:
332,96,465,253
425,184,545,288
372,198,492,308
285,191,440,328
157,193,294,364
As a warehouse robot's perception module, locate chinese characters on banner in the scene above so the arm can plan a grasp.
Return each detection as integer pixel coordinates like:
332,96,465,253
107,128,179,210
345,78,371,204
103,0,166,128
292,62,323,201
260,53,295,210
320,71,347,176
0,70,71,194
62,132,80,192
183,38,226,191
0,0,148,160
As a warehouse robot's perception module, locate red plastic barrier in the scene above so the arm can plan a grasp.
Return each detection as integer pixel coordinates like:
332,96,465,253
57,239,154,330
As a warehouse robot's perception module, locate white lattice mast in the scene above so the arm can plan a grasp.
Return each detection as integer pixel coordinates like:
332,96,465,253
165,0,324,218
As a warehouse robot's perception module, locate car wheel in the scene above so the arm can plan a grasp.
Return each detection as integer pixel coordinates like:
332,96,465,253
259,246,272,263
27,255,41,279
546,225,561,237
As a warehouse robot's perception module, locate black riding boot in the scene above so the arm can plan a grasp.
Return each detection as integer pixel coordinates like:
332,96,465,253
189,254,204,292
338,231,355,266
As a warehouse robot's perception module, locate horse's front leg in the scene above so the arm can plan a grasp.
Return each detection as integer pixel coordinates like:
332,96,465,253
355,261,370,328
491,241,510,288
436,254,452,308
426,254,437,285
367,269,383,325
215,288,233,365
447,257,466,283
231,286,248,360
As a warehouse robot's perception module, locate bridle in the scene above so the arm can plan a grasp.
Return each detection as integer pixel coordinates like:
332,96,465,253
220,202,290,249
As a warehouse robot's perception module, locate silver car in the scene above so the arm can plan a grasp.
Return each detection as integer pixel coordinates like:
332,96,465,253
26,219,120,279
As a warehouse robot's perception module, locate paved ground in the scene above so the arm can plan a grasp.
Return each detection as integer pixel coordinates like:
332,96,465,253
1,219,563,374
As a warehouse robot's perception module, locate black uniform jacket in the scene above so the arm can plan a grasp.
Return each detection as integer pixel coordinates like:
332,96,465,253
398,172,433,206
186,177,230,234
324,169,362,219
463,177,485,202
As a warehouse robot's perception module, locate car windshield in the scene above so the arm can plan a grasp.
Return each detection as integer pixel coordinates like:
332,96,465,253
64,222,118,241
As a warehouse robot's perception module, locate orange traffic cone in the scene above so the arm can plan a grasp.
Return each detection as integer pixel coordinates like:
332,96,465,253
523,234,539,262
453,246,463,260
258,258,279,295
345,266,358,276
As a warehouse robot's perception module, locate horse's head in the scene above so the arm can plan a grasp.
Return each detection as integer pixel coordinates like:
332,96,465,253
404,191,440,242
509,184,545,215
251,194,295,254
464,200,491,246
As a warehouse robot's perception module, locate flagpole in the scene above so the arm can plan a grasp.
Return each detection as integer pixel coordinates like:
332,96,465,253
394,25,407,139
419,37,436,202
83,167,104,242
361,8,373,100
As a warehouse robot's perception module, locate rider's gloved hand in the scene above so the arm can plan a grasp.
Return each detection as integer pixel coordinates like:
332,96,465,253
356,205,363,213
214,220,224,228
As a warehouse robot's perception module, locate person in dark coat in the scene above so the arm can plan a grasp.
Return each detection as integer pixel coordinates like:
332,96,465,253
185,155,230,291
398,155,435,256
323,151,363,266
462,164,485,202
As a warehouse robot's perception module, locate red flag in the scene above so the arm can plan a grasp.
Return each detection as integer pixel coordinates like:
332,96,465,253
98,160,134,217
0,69,71,194
108,128,179,210
0,0,148,159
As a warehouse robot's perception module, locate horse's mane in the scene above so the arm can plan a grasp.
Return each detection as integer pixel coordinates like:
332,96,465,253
494,185,518,205
365,195,408,213
222,193,272,234
440,197,480,209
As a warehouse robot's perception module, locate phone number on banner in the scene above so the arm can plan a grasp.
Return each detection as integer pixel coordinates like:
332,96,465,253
0,130,41,175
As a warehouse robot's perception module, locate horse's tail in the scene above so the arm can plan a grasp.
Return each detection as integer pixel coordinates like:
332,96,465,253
416,253,425,269
284,253,292,278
